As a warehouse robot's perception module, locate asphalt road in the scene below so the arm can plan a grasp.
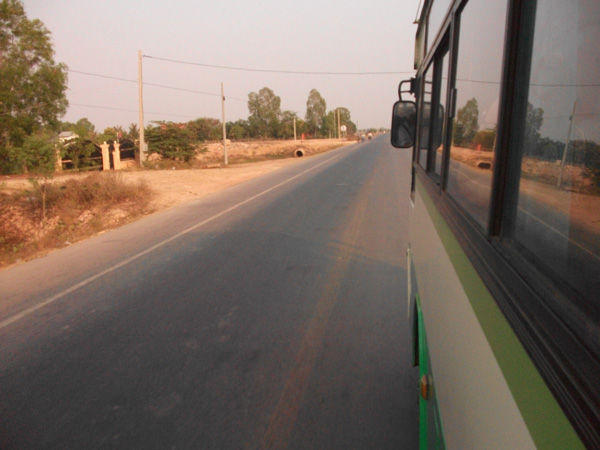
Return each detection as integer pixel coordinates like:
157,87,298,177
0,135,418,449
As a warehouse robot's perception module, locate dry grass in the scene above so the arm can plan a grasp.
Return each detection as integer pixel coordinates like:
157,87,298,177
0,172,153,268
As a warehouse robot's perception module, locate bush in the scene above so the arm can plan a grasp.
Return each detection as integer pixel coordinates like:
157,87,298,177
60,172,151,208
62,138,101,170
471,129,496,151
0,172,153,268
146,122,199,162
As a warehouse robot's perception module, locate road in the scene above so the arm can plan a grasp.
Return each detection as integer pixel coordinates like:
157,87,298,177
0,135,418,449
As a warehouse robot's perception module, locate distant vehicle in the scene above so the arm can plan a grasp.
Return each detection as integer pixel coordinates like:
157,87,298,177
367,133,373,140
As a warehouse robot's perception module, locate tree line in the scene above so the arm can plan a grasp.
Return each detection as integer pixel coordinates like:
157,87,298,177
0,1,361,174
50,86,358,168
453,97,600,190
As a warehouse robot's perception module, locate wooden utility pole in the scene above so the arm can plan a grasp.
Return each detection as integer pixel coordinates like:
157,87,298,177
293,118,297,141
221,82,228,165
138,50,146,165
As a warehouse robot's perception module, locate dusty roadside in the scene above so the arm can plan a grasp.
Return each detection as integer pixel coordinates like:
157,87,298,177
0,139,353,268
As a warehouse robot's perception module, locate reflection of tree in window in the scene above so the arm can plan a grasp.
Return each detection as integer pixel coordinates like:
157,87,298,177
582,142,600,190
472,129,496,152
513,0,600,305
524,103,545,151
453,98,479,147
519,103,600,193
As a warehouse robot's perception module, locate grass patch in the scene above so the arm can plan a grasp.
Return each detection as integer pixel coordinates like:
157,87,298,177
0,172,153,268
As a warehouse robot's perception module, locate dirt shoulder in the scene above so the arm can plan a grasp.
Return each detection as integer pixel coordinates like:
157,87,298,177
0,139,352,269
124,158,301,211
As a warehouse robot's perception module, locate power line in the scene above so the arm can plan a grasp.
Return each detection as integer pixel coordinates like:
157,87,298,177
68,69,134,84
456,77,600,87
67,69,246,101
70,103,197,119
142,54,414,76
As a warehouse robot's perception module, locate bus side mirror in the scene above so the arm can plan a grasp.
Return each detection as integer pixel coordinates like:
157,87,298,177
391,100,417,148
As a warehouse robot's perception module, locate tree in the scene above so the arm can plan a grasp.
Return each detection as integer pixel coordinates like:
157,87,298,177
63,138,98,170
454,98,479,147
226,119,250,140
471,129,496,151
97,127,119,143
127,123,139,141
581,140,600,191
13,132,58,219
305,89,326,137
188,117,222,141
321,107,357,138
0,0,68,172
145,122,198,162
337,107,356,135
58,118,99,170
61,118,96,140
321,111,336,137
279,110,299,139
248,87,282,138
524,102,544,151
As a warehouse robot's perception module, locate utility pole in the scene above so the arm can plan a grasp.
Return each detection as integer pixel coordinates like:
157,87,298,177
221,82,228,165
337,109,341,139
557,100,577,188
138,50,146,165
293,118,297,141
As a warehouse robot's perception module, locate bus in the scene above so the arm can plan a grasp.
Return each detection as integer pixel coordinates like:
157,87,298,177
390,0,599,448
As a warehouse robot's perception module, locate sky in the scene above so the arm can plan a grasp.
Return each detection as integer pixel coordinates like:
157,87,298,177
23,0,421,133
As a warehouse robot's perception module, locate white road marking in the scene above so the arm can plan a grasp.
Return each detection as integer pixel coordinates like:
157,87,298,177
0,154,342,331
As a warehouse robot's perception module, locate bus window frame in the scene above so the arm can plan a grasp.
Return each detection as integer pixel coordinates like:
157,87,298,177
429,37,450,184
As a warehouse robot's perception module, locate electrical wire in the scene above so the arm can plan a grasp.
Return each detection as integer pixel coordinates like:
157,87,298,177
67,69,246,101
69,103,197,119
142,54,414,76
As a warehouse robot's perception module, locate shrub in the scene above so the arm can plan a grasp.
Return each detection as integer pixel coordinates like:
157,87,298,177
146,122,199,162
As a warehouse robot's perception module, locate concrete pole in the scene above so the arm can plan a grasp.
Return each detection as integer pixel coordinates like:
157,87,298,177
221,82,228,165
557,101,577,188
138,50,146,166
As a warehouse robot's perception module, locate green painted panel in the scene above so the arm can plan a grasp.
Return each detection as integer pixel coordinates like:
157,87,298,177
414,178,584,449
416,295,446,450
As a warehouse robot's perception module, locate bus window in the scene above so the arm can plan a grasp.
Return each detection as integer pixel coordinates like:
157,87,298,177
418,67,434,168
514,0,600,305
433,49,449,177
427,0,452,51
446,0,508,229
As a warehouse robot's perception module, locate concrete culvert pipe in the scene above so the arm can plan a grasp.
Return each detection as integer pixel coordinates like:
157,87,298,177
294,149,305,158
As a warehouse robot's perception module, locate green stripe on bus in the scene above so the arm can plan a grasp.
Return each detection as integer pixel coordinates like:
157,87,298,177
416,178,584,449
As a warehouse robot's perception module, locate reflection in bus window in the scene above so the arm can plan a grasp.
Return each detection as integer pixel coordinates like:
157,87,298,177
434,51,449,177
427,0,452,50
514,0,600,304
418,67,434,168
446,0,508,229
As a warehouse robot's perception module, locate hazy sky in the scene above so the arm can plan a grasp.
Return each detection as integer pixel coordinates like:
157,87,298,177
23,0,421,133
